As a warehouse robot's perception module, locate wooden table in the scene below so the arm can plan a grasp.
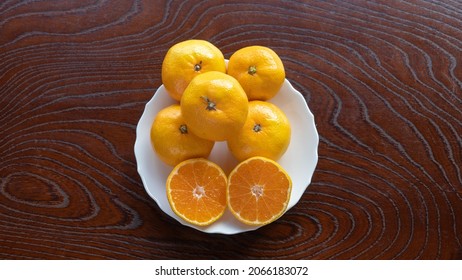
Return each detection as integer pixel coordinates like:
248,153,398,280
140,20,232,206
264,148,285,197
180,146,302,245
1,0,461,260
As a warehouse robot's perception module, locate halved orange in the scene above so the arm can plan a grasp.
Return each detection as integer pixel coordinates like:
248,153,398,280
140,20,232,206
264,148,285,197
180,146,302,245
166,158,227,226
227,156,292,226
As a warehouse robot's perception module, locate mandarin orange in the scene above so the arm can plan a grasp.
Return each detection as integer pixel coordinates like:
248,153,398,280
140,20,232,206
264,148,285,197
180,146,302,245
162,40,226,101
227,156,292,226
180,71,249,141
227,101,291,162
166,158,227,226
227,46,285,100
150,104,214,166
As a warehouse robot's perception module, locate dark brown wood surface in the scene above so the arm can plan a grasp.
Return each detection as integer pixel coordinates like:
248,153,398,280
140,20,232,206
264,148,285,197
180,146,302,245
1,0,461,259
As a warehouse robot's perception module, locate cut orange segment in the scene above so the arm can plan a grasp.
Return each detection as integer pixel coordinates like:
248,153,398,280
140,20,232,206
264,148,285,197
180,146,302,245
227,156,292,226
166,158,227,226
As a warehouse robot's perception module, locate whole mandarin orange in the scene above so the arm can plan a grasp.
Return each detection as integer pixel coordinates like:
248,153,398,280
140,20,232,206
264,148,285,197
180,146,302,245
162,40,226,101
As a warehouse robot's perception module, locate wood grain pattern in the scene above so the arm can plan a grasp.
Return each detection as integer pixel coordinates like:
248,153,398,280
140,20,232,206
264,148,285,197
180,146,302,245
1,0,461,259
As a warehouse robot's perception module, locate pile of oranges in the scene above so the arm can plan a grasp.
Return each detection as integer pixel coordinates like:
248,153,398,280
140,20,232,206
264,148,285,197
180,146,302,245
151,40,292,227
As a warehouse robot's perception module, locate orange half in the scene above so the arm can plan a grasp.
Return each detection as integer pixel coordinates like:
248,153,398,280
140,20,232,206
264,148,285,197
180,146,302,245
166,158,227,226
227,156,292,226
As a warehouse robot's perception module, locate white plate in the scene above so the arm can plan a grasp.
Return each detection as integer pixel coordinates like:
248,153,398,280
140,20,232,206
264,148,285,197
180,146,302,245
134,79,319,235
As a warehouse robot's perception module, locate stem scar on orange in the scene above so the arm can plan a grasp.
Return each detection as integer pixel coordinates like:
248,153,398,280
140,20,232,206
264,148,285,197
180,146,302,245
166,158,227,226
227,46,285,101
150,105,214,166
227,156,292,226
180,71,249,141
227,101,291,162
161,40,226,101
